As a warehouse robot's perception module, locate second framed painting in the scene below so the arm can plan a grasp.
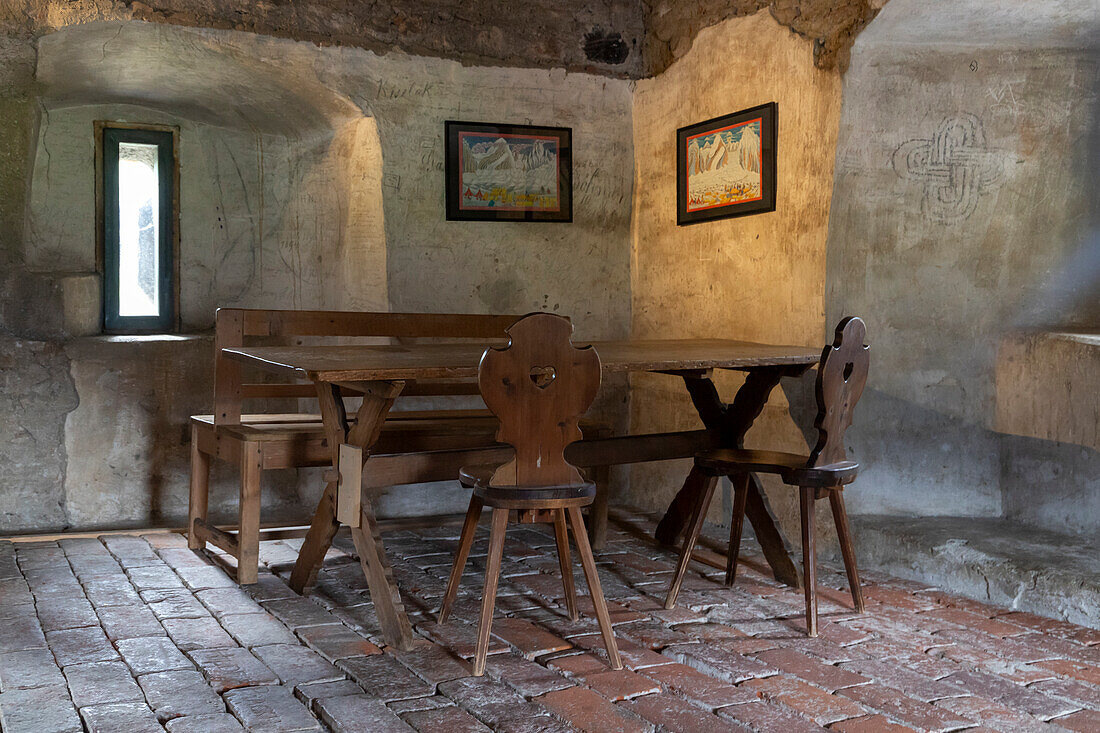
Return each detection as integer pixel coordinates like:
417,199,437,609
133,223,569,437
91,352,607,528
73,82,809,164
445,121,572,223
676,102,777,226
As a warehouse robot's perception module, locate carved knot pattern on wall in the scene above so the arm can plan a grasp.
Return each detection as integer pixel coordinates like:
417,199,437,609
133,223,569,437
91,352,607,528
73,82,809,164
892,114,1004,225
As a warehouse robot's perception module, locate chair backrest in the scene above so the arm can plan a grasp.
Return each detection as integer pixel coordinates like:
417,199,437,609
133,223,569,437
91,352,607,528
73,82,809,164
808,317,870,468
213,308,524,426
478,313,601,488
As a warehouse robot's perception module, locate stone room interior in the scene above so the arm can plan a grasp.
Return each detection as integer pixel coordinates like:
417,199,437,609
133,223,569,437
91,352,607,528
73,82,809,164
0,0,1098,731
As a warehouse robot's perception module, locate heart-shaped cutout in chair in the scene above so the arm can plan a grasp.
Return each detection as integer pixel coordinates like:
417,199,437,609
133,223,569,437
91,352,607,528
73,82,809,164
529,365,557,389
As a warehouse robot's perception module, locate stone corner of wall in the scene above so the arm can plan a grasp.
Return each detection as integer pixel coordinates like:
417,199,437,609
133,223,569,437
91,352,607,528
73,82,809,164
640,0,890,79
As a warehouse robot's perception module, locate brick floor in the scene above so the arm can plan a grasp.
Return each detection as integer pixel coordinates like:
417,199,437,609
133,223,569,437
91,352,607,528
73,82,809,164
1,507,1098,732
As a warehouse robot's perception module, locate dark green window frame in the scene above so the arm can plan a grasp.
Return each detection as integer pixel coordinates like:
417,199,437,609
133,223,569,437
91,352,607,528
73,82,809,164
100,125,178,333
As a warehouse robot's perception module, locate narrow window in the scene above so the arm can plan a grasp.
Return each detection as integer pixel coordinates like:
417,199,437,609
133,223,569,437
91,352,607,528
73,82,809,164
101,126,177,332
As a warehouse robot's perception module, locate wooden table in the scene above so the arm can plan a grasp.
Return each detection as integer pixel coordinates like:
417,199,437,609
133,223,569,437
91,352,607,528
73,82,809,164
224,338,819,650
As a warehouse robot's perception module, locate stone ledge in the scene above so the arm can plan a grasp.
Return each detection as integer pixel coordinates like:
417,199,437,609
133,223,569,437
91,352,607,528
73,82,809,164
996,329,1100,451
851,514,1100,630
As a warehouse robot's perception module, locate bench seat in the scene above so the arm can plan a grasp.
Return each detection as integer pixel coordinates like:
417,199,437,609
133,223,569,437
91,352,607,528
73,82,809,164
191,412,606,469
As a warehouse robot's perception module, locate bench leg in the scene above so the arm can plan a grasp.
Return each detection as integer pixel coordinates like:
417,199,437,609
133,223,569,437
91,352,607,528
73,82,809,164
800,486,818,637
589,462,611,550
237,441,262,585
829,489,864,613
664,469,717,610
188,425,210,551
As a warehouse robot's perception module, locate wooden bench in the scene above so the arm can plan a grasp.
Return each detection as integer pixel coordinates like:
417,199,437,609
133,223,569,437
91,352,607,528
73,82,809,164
187,309,612,583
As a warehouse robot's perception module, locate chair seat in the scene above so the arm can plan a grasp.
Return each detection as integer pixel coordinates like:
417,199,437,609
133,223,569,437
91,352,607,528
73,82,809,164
695,448,859,488
459,464,596,509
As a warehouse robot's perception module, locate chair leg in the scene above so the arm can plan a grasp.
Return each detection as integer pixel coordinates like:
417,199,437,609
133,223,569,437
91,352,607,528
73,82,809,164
439,496,484,624
237,441,262,585
553,509,579,621
188,425,210,551
664,469,718,610
567,506,622,670
725,473,749,586
800,486,818,637
474,508,508,676
829,489,865,613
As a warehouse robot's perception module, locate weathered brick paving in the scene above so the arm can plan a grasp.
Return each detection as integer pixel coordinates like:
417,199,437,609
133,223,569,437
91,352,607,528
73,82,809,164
1,508,1098,732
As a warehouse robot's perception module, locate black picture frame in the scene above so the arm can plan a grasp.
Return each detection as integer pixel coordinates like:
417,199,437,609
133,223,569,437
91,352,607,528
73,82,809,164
445,121,572,222
676,102,777,226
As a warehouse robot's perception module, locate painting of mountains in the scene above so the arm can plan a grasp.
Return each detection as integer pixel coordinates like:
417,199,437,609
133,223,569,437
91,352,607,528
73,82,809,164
445,122,572,222
677,103,777,225
685,120,762,210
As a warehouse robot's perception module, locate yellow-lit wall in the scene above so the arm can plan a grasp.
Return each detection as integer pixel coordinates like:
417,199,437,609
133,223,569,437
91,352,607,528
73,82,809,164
628,11,843,541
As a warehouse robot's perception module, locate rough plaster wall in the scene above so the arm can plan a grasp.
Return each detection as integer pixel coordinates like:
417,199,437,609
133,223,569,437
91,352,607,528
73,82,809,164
0,339,77,530
23,105,388,330
823,0,1100,526
358,58,634,342
628,11,842,549
27,19,393,328
0,21,634,533
61,336,304,529
5,0,646,78
0,36,36,274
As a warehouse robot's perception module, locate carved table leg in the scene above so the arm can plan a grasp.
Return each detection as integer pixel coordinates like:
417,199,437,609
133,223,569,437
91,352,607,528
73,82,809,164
289,380,413,650
654,368,805,588
288,382,349,593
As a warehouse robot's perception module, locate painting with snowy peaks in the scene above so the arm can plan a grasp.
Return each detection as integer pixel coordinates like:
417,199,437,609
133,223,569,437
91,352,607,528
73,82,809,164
445,121,572,222
676,103,777,225
686,120,762,210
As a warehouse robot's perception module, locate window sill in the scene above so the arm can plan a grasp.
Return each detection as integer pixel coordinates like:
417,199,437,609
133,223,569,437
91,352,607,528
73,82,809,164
64,332,213,350
91,333,210,344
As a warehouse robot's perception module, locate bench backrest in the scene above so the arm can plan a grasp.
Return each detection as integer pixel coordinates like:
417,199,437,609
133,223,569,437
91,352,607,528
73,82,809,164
213,308,523,426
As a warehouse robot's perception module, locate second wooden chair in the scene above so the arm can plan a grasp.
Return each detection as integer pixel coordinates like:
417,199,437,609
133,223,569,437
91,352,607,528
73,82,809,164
664,317,870,637
437,313,622,676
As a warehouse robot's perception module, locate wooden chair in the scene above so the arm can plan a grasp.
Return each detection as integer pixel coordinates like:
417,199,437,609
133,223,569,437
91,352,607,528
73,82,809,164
188,308,612,584
663,317,870,636
437,313,622,676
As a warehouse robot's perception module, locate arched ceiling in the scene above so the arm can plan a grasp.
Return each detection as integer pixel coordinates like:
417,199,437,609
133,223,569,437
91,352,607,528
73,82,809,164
36,21,366,135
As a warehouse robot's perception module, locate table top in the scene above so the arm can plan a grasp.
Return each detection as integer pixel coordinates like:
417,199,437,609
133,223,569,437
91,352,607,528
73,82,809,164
223,338,820,382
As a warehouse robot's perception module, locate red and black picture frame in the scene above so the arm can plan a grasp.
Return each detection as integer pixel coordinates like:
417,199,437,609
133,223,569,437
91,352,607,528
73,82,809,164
676,102,777,226
445,121,573,223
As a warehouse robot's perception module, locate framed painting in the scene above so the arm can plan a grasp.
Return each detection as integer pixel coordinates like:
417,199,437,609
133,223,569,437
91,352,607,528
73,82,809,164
445,121,572,223
676,102,777,226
